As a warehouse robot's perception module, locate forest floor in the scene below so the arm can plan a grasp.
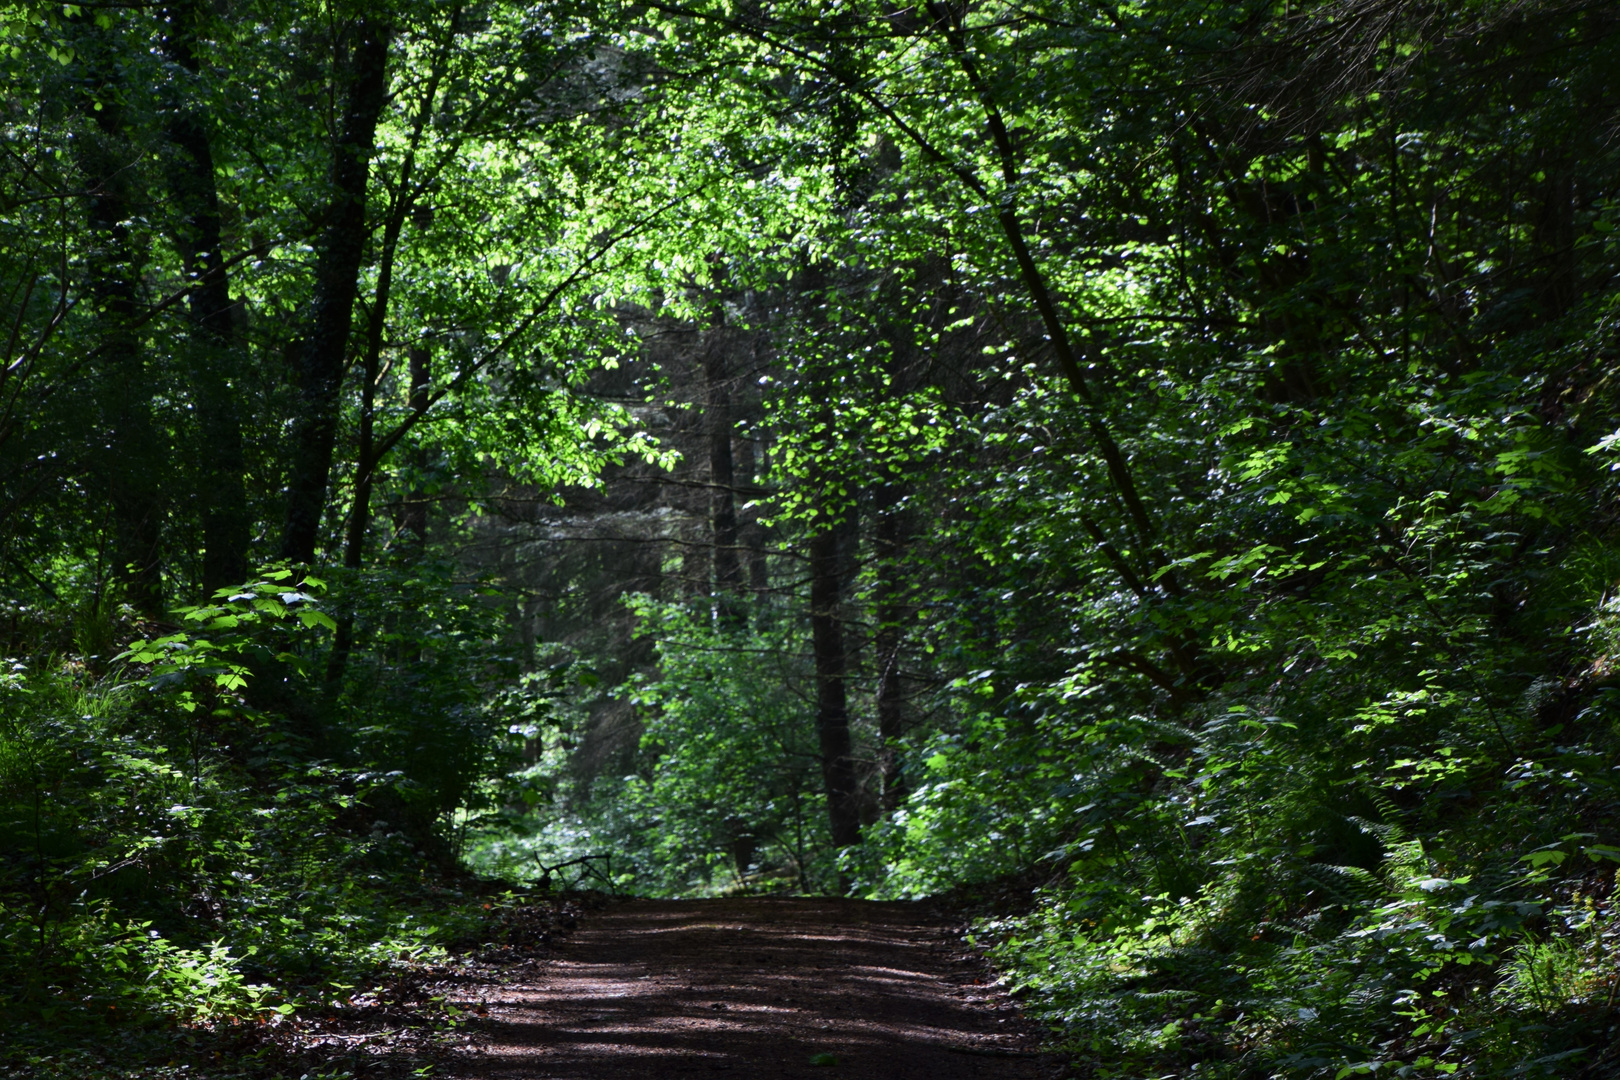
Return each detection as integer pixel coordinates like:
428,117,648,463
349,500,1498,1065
441,896,1060,1080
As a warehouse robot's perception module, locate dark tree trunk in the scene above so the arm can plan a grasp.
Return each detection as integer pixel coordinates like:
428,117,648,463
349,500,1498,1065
679,526,708,597
678,403,710,598
160,0,250,594
873,484,909,813
705,339,743,621
329,344,429,696
280,18,391,565
341,366,377,572
835,495,859,599
74,19,163,612
329,218,416,693
810,500,861,853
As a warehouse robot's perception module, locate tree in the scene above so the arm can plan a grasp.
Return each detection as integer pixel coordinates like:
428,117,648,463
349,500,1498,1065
280,14,391,566
70,13,166,611
159,0,252,594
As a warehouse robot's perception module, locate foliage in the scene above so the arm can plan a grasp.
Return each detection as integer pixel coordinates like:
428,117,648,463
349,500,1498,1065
482,1,1620,1076
469,594,841,895
0,639,493,1078
8,0,1620,1077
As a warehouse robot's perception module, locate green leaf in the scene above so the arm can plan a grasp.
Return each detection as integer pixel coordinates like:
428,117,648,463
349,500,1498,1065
297,610,338,631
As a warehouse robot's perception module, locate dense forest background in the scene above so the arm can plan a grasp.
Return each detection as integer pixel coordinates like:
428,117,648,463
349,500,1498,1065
5,0,1620,1077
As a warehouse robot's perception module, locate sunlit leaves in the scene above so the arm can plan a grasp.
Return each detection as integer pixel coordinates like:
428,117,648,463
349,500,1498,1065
117,569,335,699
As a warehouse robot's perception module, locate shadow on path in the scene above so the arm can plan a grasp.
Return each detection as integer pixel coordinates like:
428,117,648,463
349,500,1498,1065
451,896,1055,1080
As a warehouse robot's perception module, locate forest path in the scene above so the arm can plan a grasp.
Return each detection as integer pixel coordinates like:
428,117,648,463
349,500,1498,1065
449,896,1056,1080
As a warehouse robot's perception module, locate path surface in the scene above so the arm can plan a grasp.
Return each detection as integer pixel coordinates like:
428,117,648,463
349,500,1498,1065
450,897,1055,1080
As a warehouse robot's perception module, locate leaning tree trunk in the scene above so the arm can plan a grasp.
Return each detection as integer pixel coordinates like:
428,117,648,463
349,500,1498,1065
280,18,391,565
160,0,250,594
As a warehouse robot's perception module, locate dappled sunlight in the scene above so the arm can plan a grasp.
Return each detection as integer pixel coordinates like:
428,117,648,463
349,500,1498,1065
455,899,1040,1080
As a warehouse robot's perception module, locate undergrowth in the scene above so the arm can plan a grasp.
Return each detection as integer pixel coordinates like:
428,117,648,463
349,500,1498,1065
0,574,539,1079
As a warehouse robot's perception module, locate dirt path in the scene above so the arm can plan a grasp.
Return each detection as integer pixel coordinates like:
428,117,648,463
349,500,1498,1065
447,897,1056,1080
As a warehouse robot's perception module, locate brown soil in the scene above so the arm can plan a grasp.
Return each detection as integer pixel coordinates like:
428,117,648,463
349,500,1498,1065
446,896,1059,1080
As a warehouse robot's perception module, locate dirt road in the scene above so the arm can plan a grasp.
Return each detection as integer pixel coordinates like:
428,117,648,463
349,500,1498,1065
449,896,1056,1080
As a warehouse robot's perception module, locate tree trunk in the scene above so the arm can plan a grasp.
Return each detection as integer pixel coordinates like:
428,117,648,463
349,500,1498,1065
705,338,743,622
74,18,163,613
160,0,251,594
810,498,861,854
329,345,431,694
873,483,908,813
679,391,709,597
280,18,391,565
328,247,416,693
735,433,769,597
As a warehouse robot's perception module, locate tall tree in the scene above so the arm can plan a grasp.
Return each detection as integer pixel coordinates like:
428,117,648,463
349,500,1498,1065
704,332,743,613
159,0,251,593
809,485,861,852
72,15,164,612
734,429,770,597
871,482,908,813
281,16,391,565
